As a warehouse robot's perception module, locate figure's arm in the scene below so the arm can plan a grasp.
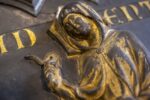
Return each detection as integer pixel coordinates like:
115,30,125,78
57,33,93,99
112,31,150,98
122,32,150,93
43,62,77,99
46,68,105,99
137,51,150,99
44,55,105,99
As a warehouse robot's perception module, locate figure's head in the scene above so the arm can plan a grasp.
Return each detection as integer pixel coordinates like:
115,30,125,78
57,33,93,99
63,13,92,39
50,2,106,54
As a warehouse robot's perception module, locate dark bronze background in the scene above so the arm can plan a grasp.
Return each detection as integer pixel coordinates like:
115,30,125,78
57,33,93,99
0,0,150,100
0,0,46,16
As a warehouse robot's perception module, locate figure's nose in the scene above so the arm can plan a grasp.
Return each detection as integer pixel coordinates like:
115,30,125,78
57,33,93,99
74,17,91,35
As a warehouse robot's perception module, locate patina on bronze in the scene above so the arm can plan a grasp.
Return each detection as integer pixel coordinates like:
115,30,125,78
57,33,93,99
25,2,150,100
0,0,46,16
87,0,100,4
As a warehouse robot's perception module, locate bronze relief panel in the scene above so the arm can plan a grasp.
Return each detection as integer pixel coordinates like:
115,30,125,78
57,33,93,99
25,2,150,100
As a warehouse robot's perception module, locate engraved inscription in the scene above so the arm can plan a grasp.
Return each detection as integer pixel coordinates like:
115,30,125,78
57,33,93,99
0,28,36,54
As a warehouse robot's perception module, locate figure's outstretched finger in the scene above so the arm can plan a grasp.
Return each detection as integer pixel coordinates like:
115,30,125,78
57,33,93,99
24,55,44,66
24,55,32,60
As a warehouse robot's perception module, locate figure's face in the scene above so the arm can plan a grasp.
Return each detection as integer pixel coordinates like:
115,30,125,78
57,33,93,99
50,2,103,53
63,13,98,39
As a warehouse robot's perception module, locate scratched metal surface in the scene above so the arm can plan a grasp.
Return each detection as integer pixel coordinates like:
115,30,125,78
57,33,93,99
0,0,150,100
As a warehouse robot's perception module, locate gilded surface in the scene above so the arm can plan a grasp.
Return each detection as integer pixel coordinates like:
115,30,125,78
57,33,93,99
25,2,150,100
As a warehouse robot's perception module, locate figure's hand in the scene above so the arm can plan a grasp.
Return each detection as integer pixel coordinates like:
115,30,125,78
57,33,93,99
43,64,62,91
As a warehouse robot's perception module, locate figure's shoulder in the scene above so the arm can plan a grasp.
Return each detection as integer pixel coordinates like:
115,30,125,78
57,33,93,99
103,30,132,43
101,30,142,54
107,30,140,46
116,30,142,48
113,30,134,39
104,30,149,56
101,30,130,49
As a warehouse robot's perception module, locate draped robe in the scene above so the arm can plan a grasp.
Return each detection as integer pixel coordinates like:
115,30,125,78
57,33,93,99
48,30,150,100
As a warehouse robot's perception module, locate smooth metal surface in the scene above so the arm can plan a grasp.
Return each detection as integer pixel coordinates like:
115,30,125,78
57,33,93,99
0,0,46,16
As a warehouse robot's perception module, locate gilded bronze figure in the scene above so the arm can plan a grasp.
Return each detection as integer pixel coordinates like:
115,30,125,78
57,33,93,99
25,2,150,100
